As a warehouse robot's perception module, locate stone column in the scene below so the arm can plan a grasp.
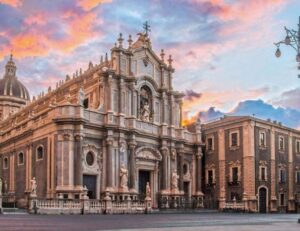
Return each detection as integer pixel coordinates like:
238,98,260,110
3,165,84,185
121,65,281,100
119,80,125,114
129,142,137,192
178,153,184,192
74,134,83,187
106,138,114,191
161,147,168,192
196,149,203,193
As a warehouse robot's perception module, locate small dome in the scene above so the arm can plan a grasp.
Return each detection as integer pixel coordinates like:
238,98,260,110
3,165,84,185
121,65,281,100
0,54,30,101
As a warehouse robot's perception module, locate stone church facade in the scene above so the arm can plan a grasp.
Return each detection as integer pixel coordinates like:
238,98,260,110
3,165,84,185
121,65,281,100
0,27,300,213
0,30,203,209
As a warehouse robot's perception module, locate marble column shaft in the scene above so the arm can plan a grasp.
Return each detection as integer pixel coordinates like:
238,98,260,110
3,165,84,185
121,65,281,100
196,153,202,192
162,149,168,190
106,139,113,189
129,144,136,190
178,153,184,191
74,135,83,186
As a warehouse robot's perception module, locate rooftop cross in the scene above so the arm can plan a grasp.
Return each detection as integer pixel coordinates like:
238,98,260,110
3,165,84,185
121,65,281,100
143,21,151,36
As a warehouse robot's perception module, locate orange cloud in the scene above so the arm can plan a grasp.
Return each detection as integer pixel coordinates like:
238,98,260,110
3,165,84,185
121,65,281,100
0,0,22,7
1,10,100,59
182,87,268,118
77,0,112,11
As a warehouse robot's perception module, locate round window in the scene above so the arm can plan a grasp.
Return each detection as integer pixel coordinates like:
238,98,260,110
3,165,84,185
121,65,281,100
86,152,94,166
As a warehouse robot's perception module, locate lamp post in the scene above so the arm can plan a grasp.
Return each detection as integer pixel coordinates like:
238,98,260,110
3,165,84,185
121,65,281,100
274,16,300,78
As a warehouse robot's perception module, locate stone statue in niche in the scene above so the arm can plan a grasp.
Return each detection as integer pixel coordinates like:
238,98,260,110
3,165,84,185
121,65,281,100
140,86,152,121
78,87,84,106
119,165,128,191
171,171,179,191
141,102,150,122
30,177,37,196
146,182,151,198
3,180,7,194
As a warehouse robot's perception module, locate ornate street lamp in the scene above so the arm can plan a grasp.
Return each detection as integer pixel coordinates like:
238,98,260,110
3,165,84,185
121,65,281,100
274,16,300,78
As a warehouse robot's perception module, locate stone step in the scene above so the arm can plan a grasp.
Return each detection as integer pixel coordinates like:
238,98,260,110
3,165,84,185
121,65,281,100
2,208,28,215
154,209,218,214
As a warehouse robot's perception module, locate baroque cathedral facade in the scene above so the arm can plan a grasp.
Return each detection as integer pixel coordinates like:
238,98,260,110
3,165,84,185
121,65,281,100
0,29,203,209
0,27,300,213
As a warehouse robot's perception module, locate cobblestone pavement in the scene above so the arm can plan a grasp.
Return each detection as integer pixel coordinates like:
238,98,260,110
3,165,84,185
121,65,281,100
0,212,299,231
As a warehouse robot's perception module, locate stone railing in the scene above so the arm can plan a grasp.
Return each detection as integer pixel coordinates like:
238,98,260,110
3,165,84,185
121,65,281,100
222,198,249,212
28,195,151,215
219,195,249,212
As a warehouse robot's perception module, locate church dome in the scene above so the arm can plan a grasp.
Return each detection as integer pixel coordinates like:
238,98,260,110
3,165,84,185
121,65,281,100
0,54,30,101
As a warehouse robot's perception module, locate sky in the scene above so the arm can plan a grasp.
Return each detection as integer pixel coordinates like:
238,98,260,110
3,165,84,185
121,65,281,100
0,0,300,128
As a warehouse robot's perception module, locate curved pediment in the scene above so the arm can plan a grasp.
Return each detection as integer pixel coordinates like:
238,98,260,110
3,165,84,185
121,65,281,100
136,76,159,93
135,146,162,161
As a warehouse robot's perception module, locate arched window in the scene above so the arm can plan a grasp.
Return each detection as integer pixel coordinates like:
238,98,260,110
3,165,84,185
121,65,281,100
37,146,44,160
139,85,152,121
183,163,188,175
18,152,24,165
3,157,8,169
86,152,94,166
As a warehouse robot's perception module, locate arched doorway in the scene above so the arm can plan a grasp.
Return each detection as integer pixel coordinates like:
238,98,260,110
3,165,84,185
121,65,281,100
135,146,162,207
259,187,267,213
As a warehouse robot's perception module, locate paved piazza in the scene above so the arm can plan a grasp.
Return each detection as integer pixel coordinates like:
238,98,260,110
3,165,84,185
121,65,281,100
0,213,299,231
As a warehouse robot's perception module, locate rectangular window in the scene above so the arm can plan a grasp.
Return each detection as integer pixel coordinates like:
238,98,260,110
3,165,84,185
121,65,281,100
296,141,300,153
280,193,285,206
279,169,286,183
83,98,89,109
296,171,300,184
207,138,213,151
208,170,214,184
259,131,266,147
231,132,238,147
279,136,284,150
232,167,239,183
261,167,266,181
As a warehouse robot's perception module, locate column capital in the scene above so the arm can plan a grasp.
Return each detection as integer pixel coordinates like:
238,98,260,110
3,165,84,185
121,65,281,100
106,137,114,146
63,133,72,141
128,141,137,149
160,146,169,154
196,152,203,159
74,134,84,141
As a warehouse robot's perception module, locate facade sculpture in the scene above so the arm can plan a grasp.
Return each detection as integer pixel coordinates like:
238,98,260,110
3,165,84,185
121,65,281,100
171,171,179,191
119,165,128,191
30,177,37,196
146,182,151,198
141,102,150,122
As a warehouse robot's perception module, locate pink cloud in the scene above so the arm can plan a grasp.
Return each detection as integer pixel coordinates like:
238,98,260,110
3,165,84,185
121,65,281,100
77,0,112,11
169,0,288,71
0,10,101,59
24,14,47,26
0,0,22,7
